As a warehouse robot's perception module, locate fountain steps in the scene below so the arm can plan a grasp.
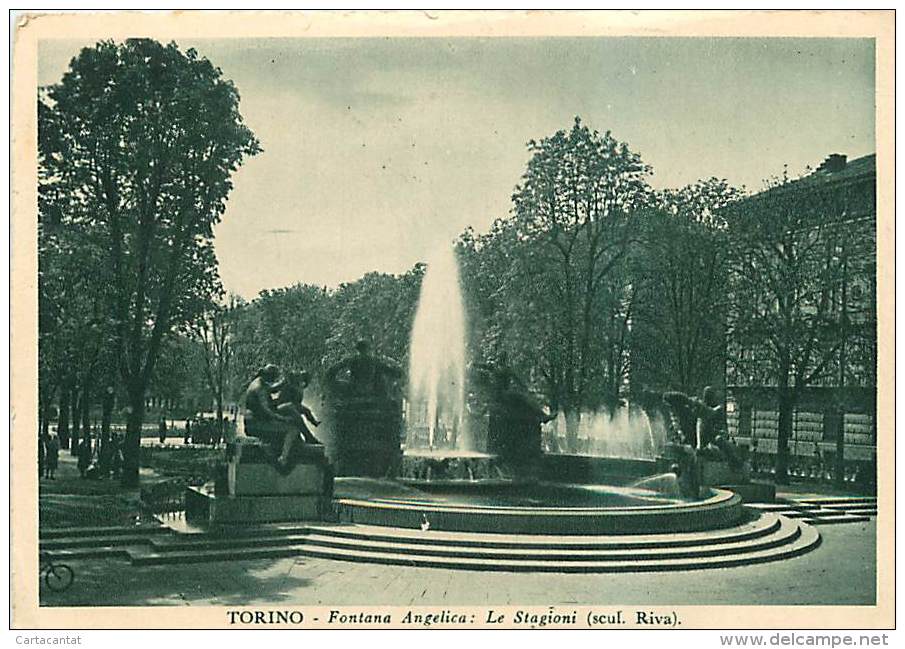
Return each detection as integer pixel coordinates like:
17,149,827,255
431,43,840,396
43,512,821,572
130,516,821,571
43,546,135,560
752,512,871,525
821,504,877,513
301,514,781,549
42,516,777,556
38,524,314,551
794,497,876,506
292,519,802,562
130,515,788,560
42,512,778,557
745,498,876,525
804,515,871,525
39,525,169,540
297,516,819,571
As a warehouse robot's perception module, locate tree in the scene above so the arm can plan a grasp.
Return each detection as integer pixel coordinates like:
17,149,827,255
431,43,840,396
38,143,118,452
230,284,334,389
326,268,424,371
191,296,238,437
506,117,650,446
148,334,207,417
631,179,743,395
725,169,875,484
39,39,260,486
457,220,531,366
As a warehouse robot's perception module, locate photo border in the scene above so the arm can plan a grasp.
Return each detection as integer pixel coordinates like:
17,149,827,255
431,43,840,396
9,8,895,630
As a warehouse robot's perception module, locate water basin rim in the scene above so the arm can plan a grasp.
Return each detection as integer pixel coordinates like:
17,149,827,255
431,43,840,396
401,450,499,459
396,478,696,505
335,488,739,515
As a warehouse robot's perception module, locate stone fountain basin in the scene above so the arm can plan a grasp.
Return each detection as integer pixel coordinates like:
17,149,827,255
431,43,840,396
333,477,744,535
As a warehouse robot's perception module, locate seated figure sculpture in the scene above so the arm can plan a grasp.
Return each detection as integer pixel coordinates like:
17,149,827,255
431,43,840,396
271,370,323,467
243,364,283,429
191,364,333,524
242,364,322,470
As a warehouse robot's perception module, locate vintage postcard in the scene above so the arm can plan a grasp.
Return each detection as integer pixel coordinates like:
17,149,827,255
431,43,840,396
9,9,894,632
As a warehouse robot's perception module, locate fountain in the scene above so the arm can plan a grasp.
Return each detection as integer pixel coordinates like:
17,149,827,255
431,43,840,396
333,242,772,541
400,244,510,483
406,244,468,452
180,238,817,572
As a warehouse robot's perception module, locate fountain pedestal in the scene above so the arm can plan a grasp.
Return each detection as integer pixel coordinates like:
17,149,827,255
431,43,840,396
487,411,543,469
328,398,403,478
185,434,334,525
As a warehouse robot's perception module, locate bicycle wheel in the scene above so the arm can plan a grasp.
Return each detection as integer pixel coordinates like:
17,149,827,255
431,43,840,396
44,564,74,592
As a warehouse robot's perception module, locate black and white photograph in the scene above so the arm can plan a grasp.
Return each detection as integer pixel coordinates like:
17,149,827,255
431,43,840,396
9,9,894,632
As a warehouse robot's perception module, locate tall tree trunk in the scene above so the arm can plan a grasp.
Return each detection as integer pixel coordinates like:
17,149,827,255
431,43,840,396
775,371,794,485
120,384,146,488
69,388,81,455
58,387,70,450
80,380,92,451
101,385,115,445
40,387,54,437
216,397,224,442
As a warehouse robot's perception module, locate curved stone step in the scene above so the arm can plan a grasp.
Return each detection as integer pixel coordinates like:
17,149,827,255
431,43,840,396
44,546,134,560
820,504,877,513
145,511,778,553
293,525,819,573
126,515,820,572
41,524,314,555
304,513,779,550
129,544,303,565
795,497,876,506
806,515,870,525
299,516,801,562
39,525,167,540
42,533,162,550
335,490,745,535
42,512,782,556
149,533,312,553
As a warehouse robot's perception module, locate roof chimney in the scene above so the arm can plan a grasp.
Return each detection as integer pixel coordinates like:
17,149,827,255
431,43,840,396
816,153,847,174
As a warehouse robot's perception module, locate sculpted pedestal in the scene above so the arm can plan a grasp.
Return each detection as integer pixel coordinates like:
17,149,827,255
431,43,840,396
185,423,334,525
326,397,403,478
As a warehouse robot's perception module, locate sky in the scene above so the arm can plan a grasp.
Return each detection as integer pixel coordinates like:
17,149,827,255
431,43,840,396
38,37,876,299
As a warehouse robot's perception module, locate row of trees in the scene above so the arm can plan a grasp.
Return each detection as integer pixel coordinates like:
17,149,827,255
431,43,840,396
38,41,875,487
456,120,744,438
39,39,260,486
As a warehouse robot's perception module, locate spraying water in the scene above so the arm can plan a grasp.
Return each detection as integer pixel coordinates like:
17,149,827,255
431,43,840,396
407,244,469,451
545,405,665,460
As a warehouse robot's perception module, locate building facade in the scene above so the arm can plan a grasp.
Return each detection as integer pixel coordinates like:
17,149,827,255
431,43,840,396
725,154,877,483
